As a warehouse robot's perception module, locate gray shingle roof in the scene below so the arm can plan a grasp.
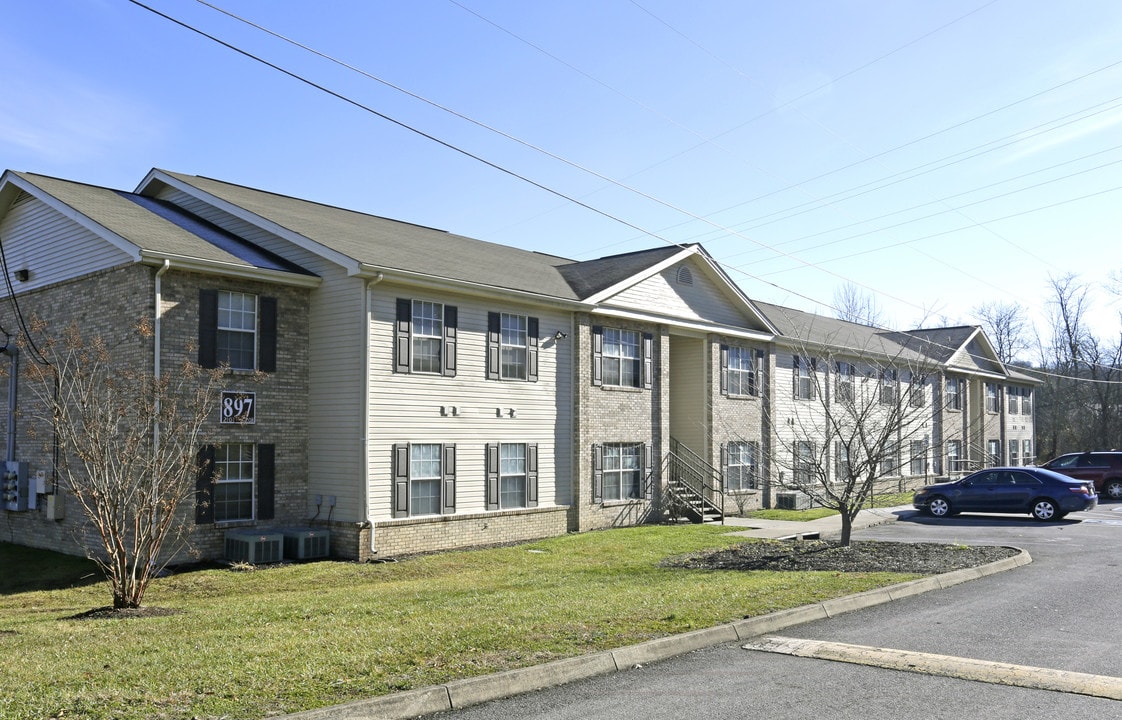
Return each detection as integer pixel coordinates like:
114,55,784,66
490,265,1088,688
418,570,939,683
153,171,584,300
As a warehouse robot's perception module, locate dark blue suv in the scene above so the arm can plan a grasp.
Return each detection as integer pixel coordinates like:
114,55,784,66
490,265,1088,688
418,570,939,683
913,466,1097,521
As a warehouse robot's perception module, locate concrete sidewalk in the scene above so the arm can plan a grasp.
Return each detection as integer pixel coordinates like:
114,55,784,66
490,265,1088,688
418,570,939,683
722,505,915,540
277,503,1034,720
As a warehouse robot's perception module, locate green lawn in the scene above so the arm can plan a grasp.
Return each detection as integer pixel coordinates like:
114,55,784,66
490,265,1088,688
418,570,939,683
748,491,915,521
0,526,919,720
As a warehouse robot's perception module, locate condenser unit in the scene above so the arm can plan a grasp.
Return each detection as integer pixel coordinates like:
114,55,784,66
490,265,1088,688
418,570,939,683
282,528,330,560
224,530,283,564
775,491,811,510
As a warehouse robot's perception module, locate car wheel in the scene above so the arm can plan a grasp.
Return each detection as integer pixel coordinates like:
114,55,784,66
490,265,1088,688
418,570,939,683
1105,480,1122,500
927,496,951,517
1031,498,1058,521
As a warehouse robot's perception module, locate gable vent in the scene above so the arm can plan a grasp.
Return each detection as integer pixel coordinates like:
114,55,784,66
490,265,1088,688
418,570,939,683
675,266,694,286
11,190,32,207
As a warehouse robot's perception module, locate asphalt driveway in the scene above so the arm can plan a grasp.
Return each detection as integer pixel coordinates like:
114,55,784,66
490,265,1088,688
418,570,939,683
430,503,1122,719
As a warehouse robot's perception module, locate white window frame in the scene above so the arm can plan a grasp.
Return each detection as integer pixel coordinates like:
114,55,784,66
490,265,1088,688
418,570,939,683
985,383,999,413
409,443,443,516
603,443,642,500
500,313,529,381
213,443,255,522
411,301,444,374
946,377,962,411
727,347,755,397
795,357,815,400
603,328,641,388
499,443,528,509
217,291,257,371
726,441,758,491
836,362,855,404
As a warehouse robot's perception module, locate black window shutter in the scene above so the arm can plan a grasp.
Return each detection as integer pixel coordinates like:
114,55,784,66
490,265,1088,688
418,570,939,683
719,344,729,397
198,290,218,369
392,444,410,518
195,444,216,524
485,443,500,511
527,443,539,508
792,355,800,399
720,443,728,479
442,444,457,514
486,312,501,380
642,333,654,390
527,317,539,382
443,306,458,377
592,444,603,503
257,444,275,520
642,443,653,500
591,326,603,386
394,299,412,373
258,297,277,373
753,349,764,396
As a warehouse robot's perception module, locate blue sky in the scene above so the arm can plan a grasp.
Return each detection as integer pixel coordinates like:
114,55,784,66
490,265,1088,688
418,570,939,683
3,1,1121,352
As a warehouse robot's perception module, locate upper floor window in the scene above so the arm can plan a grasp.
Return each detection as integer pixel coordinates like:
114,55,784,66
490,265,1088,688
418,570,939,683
985,383,999,413
592,326,651,389
1021,389,1033,415
879,368,898,405
487,312,539,381
1006,387,1019,414
721,346,758,397
395,299,457,377
835,362,855,403
946,377,962,411
908,373,926,407
794,356,816,400
199,290,277,372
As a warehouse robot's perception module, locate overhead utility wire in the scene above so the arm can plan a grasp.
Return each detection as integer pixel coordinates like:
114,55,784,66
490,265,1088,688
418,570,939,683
146,2,1120,385
127,0,670,253
183,0,919,314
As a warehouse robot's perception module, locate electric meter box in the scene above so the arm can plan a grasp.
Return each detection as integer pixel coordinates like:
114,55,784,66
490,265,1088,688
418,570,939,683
2,461,30,512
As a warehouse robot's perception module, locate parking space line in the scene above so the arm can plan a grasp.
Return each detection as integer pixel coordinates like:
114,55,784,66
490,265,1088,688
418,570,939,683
743,636,1122,700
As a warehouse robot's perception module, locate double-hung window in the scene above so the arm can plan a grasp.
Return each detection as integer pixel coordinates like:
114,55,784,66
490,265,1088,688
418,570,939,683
946,439,962,473
722,346,757,397
195,443,275,524
985,383,999,413
909,373,926,407
946,377,962,410
395,299,457,376
1021,390,1033,415
392,443,456,517
601,443,642,500
987,439,1001,466
487,312,539,381
1009,439,1019,466
1006,387,1019,415
724,441,758,491
199,290,277,372
603,329,640,387
834,441,852,483
794,441,815,484
879,368,898,405
835,362,855,404
485,442,539,510
794,356,816,400
910,440,926,475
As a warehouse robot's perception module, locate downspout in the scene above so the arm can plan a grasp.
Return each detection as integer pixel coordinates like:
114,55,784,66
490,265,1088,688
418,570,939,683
364,272,384,557
3,342,17,462
154,260,171,451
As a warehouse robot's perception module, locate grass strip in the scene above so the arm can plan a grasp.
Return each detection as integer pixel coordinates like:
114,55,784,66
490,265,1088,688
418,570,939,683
0,525,918,720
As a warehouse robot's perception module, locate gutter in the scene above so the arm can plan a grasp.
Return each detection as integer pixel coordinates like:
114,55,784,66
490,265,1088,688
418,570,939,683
364,272,384,556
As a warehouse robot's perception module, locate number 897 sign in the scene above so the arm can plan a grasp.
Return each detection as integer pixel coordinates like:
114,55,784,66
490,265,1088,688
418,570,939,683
220,391,256,425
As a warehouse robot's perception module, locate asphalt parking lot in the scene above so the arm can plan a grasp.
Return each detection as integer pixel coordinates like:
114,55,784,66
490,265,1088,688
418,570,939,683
430,502,1122,720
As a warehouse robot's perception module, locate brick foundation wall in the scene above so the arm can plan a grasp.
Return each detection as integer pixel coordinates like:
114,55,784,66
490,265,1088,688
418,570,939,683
364,506,570,559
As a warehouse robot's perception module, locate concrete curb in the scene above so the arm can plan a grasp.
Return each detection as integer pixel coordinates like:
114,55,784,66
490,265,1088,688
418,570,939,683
277,546,1030,720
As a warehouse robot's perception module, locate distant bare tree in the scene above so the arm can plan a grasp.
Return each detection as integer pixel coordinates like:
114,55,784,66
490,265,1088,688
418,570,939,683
764,337,939,545
833,283,887,328
972,301,1030,365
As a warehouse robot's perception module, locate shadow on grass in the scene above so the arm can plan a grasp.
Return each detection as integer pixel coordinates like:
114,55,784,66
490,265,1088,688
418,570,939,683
0,542,104,595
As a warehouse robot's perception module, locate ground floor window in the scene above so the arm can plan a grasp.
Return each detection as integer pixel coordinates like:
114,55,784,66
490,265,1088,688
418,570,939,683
1023,439,1033,465
1009,439,1019,466
987,439,1001,467
392,443,456,518
725,441,758,491
214,443,255,522
910,441,926,475
794,441,815,485
603,443,642,500
500,443,527,508
946,439,962,473
834,441,852,484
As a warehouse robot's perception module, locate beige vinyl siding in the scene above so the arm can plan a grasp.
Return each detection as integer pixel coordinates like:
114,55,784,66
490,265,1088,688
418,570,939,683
669,337,707,453
367,287,572,519
155,187,368,521
0,196,133,289
606,263,756,328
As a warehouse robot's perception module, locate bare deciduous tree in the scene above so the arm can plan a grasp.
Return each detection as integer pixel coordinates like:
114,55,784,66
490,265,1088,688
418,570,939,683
24,319,221,609
766,339,938,545
833,283,887,328
972,301,1030,365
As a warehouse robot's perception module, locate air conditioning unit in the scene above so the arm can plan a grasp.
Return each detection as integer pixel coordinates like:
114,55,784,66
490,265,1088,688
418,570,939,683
775,491,811,510
224,530,283,564
282,528,330,560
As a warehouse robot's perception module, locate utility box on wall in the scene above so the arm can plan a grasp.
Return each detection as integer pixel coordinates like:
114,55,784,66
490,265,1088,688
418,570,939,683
1,461,30,512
